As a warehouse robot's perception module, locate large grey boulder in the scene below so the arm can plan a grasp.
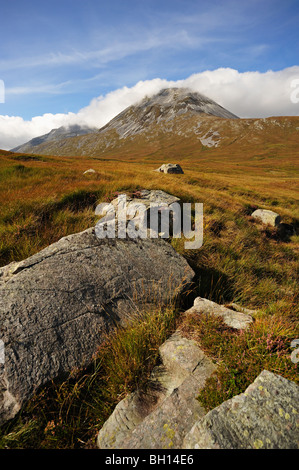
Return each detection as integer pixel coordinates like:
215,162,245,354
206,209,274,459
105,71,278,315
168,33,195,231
0,226,194,425
185,297,253,330
155,164,184,174
97,332,216,449
251,209,281,227
183,370,299,449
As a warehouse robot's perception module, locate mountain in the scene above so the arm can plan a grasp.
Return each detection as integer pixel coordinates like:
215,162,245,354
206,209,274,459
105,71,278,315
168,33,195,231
11,124,97,154
10,87,299,159
97,88,239,138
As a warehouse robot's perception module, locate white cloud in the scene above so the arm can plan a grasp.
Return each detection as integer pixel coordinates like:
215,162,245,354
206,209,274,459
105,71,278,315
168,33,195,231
1,66,299,150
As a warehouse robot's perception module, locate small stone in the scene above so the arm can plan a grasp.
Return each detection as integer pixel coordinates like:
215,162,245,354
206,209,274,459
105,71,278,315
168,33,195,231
251,209,281,227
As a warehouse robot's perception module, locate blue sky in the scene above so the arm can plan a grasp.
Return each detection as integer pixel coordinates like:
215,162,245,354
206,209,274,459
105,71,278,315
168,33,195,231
0,0,298,149
1,0,298,119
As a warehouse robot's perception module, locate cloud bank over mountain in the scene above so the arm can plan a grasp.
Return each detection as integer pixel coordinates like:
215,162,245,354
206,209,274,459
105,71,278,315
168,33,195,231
1,66,298,150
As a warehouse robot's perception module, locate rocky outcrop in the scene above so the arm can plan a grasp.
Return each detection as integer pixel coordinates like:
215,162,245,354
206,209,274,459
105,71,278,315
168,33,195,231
97,299,256,449
183,370,299,449
0,192,194,425
97,332,216,449
97,331,299,450
155,164,184,174
251,209,281,227
185,297,254,330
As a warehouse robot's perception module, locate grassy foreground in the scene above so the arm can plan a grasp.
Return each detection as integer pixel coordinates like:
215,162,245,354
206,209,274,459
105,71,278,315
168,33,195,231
0,147,298,448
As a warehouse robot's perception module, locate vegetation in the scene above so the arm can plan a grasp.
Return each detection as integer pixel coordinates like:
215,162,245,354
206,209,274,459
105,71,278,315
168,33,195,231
0,139,298,448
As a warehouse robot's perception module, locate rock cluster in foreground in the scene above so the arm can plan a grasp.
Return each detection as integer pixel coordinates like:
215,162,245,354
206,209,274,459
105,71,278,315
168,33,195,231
0,191,194,426
97,297,299,449
97,332,217,449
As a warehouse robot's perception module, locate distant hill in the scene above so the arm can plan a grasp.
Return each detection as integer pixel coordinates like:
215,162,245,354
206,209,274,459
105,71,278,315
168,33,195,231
11,124,97,154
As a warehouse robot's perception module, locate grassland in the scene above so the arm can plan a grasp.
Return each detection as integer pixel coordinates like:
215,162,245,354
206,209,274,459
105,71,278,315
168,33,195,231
0,136,298,448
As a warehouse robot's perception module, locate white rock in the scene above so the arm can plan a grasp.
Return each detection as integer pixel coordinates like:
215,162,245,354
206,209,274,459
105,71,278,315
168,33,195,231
251,209,281,227
155,163,184,174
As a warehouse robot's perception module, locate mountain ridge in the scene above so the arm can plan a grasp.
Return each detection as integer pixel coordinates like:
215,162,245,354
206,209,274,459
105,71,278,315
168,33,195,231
10,88,238,154
11,124,97,153
8,87,299,158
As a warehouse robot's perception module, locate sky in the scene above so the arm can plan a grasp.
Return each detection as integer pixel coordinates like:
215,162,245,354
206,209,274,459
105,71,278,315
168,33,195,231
0,0,299,149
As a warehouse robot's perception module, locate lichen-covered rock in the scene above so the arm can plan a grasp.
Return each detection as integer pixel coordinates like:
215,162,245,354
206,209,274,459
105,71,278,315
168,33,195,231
185,297,253,330
0,229,194,425
251,209,281,227
183,370,299,449
97,332,216,449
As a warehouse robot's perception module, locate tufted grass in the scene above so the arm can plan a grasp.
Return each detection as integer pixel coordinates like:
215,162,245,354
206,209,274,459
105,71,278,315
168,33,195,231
179,308,298,411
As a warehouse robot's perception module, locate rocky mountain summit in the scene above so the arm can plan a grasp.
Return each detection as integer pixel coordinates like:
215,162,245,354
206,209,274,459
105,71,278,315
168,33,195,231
97,88,238,139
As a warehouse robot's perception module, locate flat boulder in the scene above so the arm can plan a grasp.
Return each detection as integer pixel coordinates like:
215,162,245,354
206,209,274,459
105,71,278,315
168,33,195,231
0,225,194,425
185,297,253,330
183,370,299,449
251,209,281,227
155,164,184,174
